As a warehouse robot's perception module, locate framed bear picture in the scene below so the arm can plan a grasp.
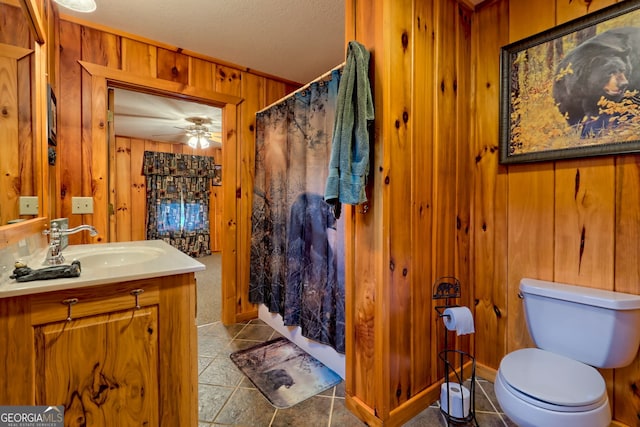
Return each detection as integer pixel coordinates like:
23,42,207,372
499,0,640,164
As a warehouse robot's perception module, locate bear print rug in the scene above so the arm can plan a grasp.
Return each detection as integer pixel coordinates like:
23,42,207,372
230,337,342,409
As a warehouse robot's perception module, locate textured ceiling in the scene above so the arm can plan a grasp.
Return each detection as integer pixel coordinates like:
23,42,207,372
113,88,222,147
60,0,346,84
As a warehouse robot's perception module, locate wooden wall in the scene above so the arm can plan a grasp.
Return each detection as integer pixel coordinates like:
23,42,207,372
45,1,640,426
0,2,38,225
345,0,640,426
111,136,222,251
53,14,298,321
344,0,473,425
474,0,640,426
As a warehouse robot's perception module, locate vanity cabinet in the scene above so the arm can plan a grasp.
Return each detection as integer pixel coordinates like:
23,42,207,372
0,273,197,426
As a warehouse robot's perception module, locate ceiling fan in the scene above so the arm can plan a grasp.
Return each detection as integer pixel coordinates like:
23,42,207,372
152,116,222,148
112,87,223,148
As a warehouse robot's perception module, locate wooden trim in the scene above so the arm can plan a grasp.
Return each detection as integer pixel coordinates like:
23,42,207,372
34,41,47,221
345,395,382,427
221,103,239,324
17,0,45,44
476,362,497,383
233,310,258,323
0,217,48,248
0,43,33,59
63,14,302,86
78,61,243,107
77,61,243,325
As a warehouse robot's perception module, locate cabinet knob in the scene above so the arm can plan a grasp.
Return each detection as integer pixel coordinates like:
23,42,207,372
62,298,79,321
130,289,144,309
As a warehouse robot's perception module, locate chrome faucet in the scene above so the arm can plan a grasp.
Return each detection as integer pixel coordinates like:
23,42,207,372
43,223,99,265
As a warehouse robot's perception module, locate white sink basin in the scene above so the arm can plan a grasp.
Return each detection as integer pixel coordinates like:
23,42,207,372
1,240,205,298
67,246,166,269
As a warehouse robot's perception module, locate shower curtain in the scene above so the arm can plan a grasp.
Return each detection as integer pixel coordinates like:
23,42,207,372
249,67,345,353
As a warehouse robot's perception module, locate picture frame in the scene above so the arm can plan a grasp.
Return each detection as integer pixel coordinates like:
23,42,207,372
499,0,640,164
212,164,222,186
47,84,57,146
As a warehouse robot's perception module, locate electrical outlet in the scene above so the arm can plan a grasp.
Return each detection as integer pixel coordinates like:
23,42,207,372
72,197,94,214
19,196,39,215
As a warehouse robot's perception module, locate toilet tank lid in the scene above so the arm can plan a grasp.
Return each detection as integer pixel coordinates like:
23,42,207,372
520,278,640,310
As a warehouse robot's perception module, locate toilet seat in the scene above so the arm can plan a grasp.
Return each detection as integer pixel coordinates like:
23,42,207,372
499,348,607,412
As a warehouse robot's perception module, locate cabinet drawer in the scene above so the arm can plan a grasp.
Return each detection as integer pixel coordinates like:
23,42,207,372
30,279,160,325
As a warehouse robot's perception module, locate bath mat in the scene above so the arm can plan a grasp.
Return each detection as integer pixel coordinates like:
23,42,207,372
230,337,342,409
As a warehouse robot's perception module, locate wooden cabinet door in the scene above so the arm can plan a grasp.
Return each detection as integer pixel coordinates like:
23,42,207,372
34,306,159,426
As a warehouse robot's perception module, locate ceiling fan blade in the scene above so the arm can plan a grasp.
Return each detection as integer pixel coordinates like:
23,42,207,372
151,132,185,137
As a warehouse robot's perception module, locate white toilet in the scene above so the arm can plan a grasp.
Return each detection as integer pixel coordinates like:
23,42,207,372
495,278,640,427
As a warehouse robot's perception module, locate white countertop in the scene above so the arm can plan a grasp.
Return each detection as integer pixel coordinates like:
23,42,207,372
0,240,205,298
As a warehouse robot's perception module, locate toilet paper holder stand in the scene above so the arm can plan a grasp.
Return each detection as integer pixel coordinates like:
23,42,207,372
433,277,479,427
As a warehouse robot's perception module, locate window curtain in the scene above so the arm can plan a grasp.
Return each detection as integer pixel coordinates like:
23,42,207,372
143,151,215,258
249,67,346,353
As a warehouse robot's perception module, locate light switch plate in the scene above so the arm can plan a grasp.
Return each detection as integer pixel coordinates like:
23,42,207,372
19,196,39,215
72,197,94,214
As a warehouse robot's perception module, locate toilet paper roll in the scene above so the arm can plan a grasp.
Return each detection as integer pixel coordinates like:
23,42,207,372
440,382,471,419
443,306,475,335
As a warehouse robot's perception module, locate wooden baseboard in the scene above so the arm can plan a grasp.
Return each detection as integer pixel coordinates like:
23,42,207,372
345,365,476,427
476,362,497,382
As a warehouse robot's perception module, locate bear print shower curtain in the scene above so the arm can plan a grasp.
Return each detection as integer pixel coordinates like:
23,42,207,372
249,67,345,353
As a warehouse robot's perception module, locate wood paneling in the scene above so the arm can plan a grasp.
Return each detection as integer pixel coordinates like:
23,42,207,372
346,0,473,424
58,19,82,234
412,0,435,393
45,1,640,425
473,1,640,426
54,18,296,327
614,156,640,424
0,3,38,226
2,274,197,426
345,0,640,425
237,72,263,317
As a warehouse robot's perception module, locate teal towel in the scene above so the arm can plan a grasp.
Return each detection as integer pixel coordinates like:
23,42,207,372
325,41,374,216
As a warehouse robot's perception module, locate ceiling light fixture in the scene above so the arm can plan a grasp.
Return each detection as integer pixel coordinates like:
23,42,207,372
184,118,213,149
53,0,97,13
187,131,211,149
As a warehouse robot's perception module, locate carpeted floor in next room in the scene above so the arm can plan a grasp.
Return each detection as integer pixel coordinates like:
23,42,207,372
194,253,517,426
195,253,222,326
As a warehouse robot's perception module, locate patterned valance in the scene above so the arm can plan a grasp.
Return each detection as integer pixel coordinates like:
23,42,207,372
142,151,215,258
142,151,216,178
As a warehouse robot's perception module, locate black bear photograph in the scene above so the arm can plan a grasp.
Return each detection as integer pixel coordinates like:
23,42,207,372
553,27,640,137
500,4,640,164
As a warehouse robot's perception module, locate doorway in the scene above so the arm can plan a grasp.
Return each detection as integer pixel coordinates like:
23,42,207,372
78,59,243,325
107,86,224,324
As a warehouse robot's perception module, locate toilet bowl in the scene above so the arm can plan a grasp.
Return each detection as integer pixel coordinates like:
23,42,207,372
494,348,610,427
494,278,640,427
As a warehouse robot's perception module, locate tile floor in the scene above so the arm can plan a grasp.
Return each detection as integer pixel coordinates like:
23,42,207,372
197,319,518,427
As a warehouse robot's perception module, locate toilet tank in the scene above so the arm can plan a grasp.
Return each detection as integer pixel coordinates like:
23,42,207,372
520,278,640,369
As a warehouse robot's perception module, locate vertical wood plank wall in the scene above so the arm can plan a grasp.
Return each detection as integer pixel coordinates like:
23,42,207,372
0,2,38,225
346,0,640,425
34,0,640,426
52,16,299,319
474,1,640,426
345,0,474,425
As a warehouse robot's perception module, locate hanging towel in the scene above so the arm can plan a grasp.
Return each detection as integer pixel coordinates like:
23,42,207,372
324,41,374,218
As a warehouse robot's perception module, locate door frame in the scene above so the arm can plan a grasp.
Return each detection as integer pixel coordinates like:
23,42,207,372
79,61,242,324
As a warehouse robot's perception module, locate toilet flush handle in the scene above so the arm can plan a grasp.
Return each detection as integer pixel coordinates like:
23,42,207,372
517,292,524,299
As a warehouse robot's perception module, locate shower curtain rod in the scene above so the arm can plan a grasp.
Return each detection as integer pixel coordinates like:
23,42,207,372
257,61,346,114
